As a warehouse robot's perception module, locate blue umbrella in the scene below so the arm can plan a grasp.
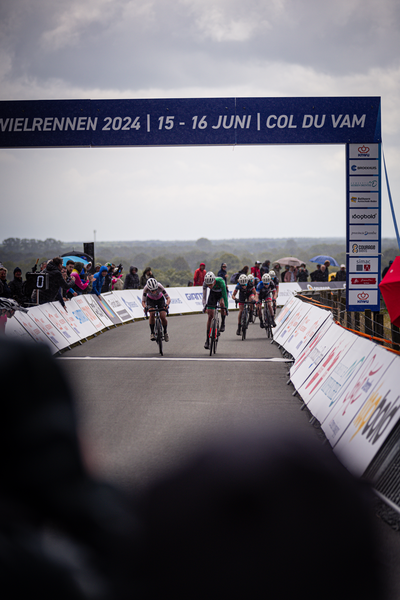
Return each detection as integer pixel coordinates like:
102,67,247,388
309,255,339,267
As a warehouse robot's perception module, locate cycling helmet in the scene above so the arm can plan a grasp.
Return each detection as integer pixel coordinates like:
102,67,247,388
0,297,28,318
262,273,271,283
247,273,255,282
147,278,159,292
204,271,216,285
238,274,248,285
269,270,276,278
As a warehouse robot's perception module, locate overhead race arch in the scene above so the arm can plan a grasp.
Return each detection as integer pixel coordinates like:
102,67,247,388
0,96,382,311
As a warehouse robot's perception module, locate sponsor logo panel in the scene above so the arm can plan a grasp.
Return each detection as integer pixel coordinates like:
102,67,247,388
349,160,379,174
349,242,379,256
348,176,379,192
349,193,379,208
349,257,379,273
348,143,379,159
349,225,379,241
348,274,378,289
349,209,379,225
348,290,378,306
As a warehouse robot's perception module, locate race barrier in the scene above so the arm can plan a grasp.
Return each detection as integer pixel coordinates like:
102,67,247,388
274,295,400,489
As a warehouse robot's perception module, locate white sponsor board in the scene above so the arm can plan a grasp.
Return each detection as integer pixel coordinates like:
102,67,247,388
58,298,99,339
348,176,379,192
347,290,379,307
5,316,36,342
273,302,312,349
273,296,301,338
276,283,301,306
348,242,379,256
283,305,332,360
348,274,378,290
349,225,379,241
333,356,400,477
322,340,388,445
26,306,70,351
349,256,379,273
349,209,379,225
102,292,133,322
13,311,57,350
349,160,379,175
117,290,144,319
349,143,379,159
348,193,379,208
76,295,111,330
39,303,82,346
289,317,335,390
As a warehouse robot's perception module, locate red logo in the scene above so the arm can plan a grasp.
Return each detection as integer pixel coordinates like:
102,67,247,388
358,145,370,154
351,277,376,285
357,292,370,301
364,264,371,271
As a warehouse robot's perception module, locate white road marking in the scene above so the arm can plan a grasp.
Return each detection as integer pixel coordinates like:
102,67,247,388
59,356,292,363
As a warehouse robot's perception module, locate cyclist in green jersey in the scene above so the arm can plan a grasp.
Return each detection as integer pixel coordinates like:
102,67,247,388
202,271,229,349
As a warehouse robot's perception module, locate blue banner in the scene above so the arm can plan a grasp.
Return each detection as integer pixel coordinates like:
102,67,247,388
0,96,381,148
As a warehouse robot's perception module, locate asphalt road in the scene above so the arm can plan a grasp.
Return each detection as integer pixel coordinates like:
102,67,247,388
59,311,400,598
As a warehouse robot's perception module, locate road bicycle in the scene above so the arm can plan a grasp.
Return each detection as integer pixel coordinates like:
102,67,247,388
207,302,223,356
259,299,274,339
145,305,168,356
236,300,255,340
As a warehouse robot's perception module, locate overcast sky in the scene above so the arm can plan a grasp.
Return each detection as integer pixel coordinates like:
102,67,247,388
1,0,399,243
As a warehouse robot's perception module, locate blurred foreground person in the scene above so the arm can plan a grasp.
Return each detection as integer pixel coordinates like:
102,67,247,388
0,337,140,600
137,425,384,599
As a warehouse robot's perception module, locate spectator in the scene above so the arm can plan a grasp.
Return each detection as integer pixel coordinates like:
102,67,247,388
273,263,281,280
193,263,206,286
124,266,140,290
297,265,309,282
217,262,228,286
323,260,330,282
310,264,322,282
260,259,270,277
281,265,290,282
102,263,114,293
336,264,347,282
91,265,108,296
251,261,262,280
140,267,154,289
284,265,298,282
38,257,72,305
70,262,93,295
0,266,12,298
382,260,393,279
9,267,25,303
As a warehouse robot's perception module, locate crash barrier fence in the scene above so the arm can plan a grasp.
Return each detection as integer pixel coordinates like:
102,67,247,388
273,295,400,511
297,288,400,355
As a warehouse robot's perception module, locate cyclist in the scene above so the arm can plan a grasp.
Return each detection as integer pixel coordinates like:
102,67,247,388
269,270,280,315
202,271,228,350
256,273,276,328
142,278,171,342
232,274,256,336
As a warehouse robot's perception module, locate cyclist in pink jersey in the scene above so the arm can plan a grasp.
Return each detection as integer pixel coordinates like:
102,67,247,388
142,278,171,341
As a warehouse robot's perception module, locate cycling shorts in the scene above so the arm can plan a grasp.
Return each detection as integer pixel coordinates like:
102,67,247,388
147,296,167,311
207,289,223,309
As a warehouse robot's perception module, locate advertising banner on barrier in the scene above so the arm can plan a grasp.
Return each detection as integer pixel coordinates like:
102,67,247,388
75,295,110,331
324,344,397,451
177,287,203,312
91,294,122,325
297,327,357,412
273,301,312,349
305,329,367,423
273,296,300,336
289,318,336,390
38,303,82,346
54,298,98,339
116,291,144,319
277,283,301,306
333,354,400,477
25,306,70,351
13,311,57,350
101,292,133,322
5,315,38,343
282,305,331,360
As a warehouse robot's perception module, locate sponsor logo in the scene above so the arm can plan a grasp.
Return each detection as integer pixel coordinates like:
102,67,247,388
357,292,369,301
351,277,377,285
349,179,378,188
351,243,378,254
358,145,370,154
350,212,377,220
356,263,371,271
352,244,359,254
351,164,377,172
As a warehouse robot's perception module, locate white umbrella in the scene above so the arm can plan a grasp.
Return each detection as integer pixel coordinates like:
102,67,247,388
274,257,303,267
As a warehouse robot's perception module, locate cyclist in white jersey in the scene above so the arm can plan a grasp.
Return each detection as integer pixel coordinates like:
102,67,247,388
142,278,171,341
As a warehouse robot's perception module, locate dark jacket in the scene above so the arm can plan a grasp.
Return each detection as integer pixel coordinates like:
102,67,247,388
124,267,140,290
38,262,71,304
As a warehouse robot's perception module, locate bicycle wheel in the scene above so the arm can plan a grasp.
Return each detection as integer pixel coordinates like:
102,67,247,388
240,307,246,340
209,322,216,356
214,317,219,354
156,317,163,355
264,306,272,339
